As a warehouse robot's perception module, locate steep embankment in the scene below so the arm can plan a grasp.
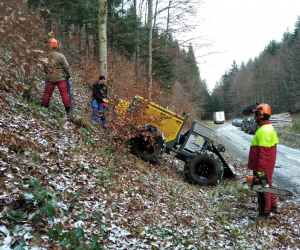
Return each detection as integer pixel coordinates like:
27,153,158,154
0,85,300,249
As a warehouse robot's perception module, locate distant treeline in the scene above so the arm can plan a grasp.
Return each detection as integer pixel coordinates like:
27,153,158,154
205,17,300,119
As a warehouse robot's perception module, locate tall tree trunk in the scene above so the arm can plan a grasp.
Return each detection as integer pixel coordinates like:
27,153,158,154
58,15,63,45
147,0,153,94
134,0,139,85
153,0,159,29
44,12,52,34
165,0,171,50
94,33,99,58
85,22,89,58
79,23,83,55
98,0,108,77
111,1,116,81
62,19,67,49
66,21,70,49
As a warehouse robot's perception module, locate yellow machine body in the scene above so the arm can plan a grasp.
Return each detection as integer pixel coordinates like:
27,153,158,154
116,96,185,143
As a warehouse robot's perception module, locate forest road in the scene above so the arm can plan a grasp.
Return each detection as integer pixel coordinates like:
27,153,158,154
214,123,300,202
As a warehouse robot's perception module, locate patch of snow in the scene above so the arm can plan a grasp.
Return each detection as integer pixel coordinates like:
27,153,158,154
74,220,85,227
28,213,36,220
0,225,13,247
23,194,34,200
49,181,66,192
57,201,68,210
0,147,9,152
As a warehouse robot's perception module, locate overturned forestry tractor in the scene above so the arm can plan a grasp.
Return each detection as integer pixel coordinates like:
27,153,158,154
116,96,236,185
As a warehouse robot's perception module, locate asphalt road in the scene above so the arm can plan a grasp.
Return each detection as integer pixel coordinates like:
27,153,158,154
214,123,300,200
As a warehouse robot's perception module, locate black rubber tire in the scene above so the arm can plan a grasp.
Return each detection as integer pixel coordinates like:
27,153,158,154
132,125,166,163
184,150,224,185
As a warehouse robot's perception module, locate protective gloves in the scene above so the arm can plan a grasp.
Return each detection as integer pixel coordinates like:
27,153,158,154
257,172,269,187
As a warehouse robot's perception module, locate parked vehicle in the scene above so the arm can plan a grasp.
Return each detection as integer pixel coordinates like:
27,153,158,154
245,118,258,134
241,117,252,131
213,111,225,124
232,119,243,127
236,119,244,127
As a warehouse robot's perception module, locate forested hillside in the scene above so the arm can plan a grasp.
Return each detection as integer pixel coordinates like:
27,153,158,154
3,0,300,121
23,0,209,121
209,18,300,119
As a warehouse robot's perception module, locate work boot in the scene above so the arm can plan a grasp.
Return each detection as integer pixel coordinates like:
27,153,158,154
65,106,71,115
262,212,270,218
270,206,280,214
250,212,270,220
100,116,107,129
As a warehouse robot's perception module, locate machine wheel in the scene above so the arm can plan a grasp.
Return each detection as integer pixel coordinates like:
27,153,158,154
132,125,166,163
184,150,224,185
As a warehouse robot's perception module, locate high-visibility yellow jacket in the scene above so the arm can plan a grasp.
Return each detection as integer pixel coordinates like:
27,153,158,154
248,120,279,175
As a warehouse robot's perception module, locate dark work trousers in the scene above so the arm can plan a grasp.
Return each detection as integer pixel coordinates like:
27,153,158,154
66,78,72,101
258,192,265,216
92,100,107,128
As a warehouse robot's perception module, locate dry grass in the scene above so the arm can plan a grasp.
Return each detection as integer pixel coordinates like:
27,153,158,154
276,114,300,148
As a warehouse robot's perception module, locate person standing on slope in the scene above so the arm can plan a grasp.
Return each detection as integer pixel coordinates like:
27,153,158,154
92,75,109,128
243,102,280,218
41,38,71,115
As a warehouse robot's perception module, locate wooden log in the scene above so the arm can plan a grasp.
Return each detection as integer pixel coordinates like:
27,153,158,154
269,112,293,127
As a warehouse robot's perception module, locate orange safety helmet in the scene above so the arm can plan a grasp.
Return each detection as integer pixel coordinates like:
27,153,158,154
49,38,60,49
253,103,271,120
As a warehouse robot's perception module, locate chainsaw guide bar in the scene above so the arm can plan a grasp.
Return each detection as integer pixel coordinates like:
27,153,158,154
244,184,293,196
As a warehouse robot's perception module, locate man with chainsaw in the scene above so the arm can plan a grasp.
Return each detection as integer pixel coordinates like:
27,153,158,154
92,75,109,128
41,38,71,115
243,103,279,218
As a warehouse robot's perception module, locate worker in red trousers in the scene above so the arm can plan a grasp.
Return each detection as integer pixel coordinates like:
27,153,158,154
243,102,280,218
41,38,71,114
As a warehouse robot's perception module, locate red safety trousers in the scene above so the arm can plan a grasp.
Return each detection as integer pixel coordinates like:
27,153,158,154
41,80,70,108
264,172,277,214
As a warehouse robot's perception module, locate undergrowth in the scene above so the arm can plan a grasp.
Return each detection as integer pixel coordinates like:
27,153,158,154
290,114,300,134
1,88,300,249
275,114,300,147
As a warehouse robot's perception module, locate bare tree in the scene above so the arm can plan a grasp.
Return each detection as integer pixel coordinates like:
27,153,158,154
98,0,108,76
147,0,153,93
155,0,201,46
134,0,140,85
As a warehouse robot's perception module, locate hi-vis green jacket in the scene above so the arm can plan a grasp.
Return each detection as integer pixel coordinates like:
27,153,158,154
45,50,70,82
248,120,279,175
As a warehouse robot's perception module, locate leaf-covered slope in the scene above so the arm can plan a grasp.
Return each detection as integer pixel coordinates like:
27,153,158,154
0,92,300,250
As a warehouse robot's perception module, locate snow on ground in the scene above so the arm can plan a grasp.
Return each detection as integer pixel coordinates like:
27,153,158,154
0,90,300,249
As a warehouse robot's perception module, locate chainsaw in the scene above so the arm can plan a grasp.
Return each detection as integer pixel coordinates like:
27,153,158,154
244,176,293,196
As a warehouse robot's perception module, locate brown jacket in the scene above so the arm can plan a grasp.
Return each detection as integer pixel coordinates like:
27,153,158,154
45,50,70,82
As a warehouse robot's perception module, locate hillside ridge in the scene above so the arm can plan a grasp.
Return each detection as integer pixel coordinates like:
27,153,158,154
0,87,300,249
